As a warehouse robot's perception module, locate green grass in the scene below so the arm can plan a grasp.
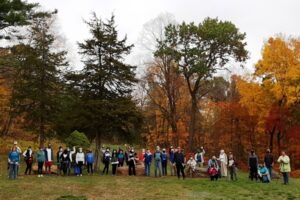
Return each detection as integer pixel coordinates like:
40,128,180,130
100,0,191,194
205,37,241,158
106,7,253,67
1,161,300,200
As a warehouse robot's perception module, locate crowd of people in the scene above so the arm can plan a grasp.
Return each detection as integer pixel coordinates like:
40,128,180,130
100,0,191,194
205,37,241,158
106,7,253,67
7,141,291,185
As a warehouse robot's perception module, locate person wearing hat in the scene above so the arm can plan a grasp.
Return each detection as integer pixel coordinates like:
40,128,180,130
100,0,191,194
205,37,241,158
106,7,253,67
264,148,274,180
8,146,20,179
44,143,54,175
75,147,85,176
23,146,33,175
248,150,258,181
161,148,168,176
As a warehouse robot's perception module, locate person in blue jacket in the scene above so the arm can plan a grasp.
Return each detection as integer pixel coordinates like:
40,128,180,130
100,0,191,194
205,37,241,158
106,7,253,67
161,148,168,176
86,150,94,175
169,147,176,176
8,146,20,179
144,149,152,176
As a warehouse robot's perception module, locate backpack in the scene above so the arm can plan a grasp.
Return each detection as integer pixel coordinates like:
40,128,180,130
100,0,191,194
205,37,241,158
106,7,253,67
155,152,161,161
196,153,202,162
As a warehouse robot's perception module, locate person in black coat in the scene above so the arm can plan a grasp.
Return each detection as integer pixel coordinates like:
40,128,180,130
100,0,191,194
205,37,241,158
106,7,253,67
174,147,185,179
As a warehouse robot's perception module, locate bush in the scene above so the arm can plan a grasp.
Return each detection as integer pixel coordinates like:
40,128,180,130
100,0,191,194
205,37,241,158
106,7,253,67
65,130,90,149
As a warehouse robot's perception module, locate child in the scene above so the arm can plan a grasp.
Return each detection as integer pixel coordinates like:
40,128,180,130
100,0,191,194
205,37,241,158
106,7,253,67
161,148,168,176
86,150,94,175
144,149,152,176
118,150,125,167
36,147,45,177
75,147,85,176
208,164,219,181
111,149,119,175
102,148,111,175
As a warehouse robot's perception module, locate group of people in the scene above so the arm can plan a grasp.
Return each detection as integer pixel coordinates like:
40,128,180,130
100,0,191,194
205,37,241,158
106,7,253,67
7,141,292,185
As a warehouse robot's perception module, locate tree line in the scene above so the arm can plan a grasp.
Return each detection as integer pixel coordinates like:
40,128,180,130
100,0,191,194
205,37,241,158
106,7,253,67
0,1,299,169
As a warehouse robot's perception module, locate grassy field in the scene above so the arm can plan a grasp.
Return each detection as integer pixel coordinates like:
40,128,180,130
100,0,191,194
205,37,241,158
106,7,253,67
0,161,300,200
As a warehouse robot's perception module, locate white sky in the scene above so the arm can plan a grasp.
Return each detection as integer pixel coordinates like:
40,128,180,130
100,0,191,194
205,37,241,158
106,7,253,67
30,0,300,77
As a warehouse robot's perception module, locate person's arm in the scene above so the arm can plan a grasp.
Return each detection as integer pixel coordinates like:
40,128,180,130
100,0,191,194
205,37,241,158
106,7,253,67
282,156,290,164
23,150,27,157
75,153,78,164
83,153,85,164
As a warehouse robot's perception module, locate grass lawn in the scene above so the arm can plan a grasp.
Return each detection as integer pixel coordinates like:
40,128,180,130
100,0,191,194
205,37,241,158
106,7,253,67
0,163,299,200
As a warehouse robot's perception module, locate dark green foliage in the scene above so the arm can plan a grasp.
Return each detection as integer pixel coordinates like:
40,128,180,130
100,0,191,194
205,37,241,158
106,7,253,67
11,13,68,145
0,0,38,38
65,130,90,149
56,195,87,200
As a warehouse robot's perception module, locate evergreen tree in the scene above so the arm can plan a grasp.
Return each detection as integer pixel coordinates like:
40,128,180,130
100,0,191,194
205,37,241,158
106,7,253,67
11,13,68,146
70,13,141,170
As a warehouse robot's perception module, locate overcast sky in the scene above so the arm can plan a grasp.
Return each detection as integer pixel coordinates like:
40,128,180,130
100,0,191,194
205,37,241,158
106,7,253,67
30,0,300,77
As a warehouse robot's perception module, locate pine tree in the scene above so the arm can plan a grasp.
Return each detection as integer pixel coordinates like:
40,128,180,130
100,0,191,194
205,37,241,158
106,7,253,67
73,13,141,170
11,13,68,146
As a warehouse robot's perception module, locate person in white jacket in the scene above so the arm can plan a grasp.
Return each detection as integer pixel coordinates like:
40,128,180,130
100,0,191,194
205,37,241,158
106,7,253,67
187,156,197,177
219,149,228,177
76,148,85,176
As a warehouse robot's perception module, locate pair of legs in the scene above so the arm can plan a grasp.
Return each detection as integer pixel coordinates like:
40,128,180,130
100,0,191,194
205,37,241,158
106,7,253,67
162,161,167,176
25,161,32,175
9,164,18,179
250,167,258,181
211,174,219,181
38,162,44,176
118,159,124,167
144,162,151,176
45,161,52,174
282,172,289,184
103,161,109,175
77,161,83,175
176,164,185,179
154,160,162,177
170,162,176,176
112,164,117,175
229,166,237,181
128,161,136,176
87,163,93,174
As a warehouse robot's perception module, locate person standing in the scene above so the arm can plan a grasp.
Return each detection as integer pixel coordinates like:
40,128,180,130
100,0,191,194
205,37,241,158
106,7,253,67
228,152,237,181
218,150,228,177
186,156,197,177
169,147,176,176
86,150,94,175
277,151,291,185
118,149,125,167
61,149,70,176
144,149,152,176
128,149,136,176
36,147,45,177
13,141,22,175
56,146,63,175
111,149,119,176
248,150,258,181
154,146,162,177
44,144,54,175
8,146,20,179
264,149,274,180
75,147,85,176
67,146,76,175
195,147,205,167
23,146,33,175
102,148,111,175
174,147,185,180
161,148,168,176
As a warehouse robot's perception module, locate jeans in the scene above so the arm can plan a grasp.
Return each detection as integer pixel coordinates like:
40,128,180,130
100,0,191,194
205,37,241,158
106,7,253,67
154,160,162,177
162,160,167,176
145,162,151,176
170,162,176,176
282,172,289,184
103,161,109,175
250,167,258,181
77,161,83,175
38,162,44,175
9,164,17,179
267,167,272,180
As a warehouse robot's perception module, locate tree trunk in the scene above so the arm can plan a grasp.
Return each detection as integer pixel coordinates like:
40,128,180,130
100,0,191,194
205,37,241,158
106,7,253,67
0,114,13,136
188,95,198,151
94,129,102,172
39,116,45,147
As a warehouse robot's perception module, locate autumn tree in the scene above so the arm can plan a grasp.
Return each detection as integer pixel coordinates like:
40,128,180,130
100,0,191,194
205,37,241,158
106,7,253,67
155,18,248,150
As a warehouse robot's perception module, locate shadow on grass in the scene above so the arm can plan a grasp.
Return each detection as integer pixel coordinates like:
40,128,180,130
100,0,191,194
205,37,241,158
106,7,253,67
56,195,87,200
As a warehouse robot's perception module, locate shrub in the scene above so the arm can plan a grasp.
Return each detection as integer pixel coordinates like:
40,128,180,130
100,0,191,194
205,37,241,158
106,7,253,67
65,130,90,149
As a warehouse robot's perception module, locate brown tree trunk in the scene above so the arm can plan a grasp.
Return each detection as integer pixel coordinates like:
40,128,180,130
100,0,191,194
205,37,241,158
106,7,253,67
94,129,102,172
188,95,197,151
